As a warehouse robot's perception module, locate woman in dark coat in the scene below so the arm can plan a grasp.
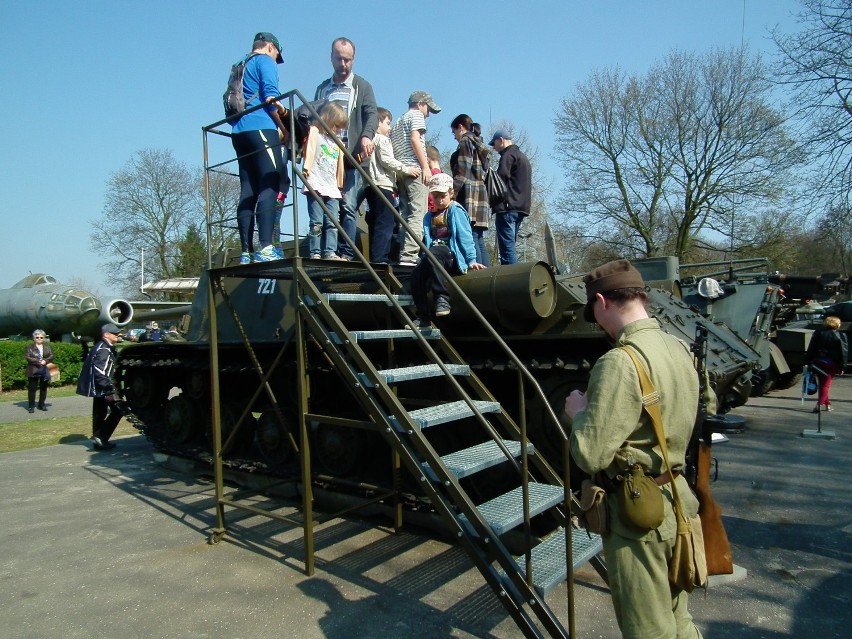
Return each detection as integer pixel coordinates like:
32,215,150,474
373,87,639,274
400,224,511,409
449,114,491,267
806,315,848,412
24,329,54,413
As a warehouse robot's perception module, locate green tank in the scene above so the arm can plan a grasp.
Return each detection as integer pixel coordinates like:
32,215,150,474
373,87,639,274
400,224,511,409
115,252,758,481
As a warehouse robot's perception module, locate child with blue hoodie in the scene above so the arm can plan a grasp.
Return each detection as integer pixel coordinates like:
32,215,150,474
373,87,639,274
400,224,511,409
409,173,486,327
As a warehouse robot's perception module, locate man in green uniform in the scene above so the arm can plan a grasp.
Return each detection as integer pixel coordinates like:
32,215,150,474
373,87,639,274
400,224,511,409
564,259,704,639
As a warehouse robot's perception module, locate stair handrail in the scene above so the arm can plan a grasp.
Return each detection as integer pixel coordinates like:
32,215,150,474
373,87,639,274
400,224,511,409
203,90,576,623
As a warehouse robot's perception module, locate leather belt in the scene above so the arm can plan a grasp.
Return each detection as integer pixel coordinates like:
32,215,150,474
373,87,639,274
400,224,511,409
595,469,680,492
654,470,679,486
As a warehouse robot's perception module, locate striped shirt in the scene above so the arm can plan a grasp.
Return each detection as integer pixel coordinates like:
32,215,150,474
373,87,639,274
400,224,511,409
390,109,426,168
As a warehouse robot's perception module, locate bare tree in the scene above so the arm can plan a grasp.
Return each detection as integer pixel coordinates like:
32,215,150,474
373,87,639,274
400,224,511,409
92,148,199,294
773,0,852,212
554,48,802,260
203,169,241,254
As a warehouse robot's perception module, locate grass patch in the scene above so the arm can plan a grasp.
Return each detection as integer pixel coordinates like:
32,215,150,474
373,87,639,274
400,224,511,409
0,415,138,453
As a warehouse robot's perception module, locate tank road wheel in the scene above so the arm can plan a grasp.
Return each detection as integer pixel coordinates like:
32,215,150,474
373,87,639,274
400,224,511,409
215,402,257,455
315,424,365,477
124,370,165,409
750,367,777,397
163,395,202,444
183,370,208,400
774,371,800,391
526,374,589,485
255,409,295,467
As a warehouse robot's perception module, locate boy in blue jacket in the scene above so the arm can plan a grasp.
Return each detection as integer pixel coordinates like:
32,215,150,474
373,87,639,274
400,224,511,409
409,173,486,327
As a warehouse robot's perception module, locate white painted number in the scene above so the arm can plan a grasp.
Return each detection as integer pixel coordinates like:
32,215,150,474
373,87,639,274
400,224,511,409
257,279,276,295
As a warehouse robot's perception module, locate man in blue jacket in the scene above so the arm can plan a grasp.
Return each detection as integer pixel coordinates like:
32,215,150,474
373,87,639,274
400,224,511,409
315,37,378,261
77,323,124,451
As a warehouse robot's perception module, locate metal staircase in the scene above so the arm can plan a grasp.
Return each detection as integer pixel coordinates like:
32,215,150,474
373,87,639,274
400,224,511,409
290,260,604,638
201,89,606,638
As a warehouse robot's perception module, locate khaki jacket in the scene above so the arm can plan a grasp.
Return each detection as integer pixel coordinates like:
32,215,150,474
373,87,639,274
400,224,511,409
570,318,700,540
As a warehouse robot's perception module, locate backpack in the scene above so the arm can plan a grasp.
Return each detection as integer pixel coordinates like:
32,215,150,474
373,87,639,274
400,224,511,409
223,53,260,120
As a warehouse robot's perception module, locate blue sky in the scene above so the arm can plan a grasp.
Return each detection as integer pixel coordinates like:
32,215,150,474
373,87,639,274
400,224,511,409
0,0,800,296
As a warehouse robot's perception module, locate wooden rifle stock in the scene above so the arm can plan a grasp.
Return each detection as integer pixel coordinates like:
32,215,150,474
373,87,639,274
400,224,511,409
690,325,734,575
695,441,733,574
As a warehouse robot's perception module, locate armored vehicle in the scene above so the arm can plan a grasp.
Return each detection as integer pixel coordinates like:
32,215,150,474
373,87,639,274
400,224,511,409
115,97,757,637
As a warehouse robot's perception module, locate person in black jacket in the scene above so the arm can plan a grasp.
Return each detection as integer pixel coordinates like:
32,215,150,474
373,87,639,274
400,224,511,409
24,329,54,413
806,315,848,412
490,130,532,265
77,323,124,450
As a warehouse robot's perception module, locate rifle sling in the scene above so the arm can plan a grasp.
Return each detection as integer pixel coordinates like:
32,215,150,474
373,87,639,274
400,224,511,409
620,346,687,523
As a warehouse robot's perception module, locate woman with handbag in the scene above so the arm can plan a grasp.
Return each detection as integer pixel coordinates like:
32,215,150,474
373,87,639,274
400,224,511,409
806,315,848,412
24,329,54,413
449,114,491,267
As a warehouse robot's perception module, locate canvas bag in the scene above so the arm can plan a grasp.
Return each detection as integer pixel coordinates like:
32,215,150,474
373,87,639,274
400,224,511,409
621,346,708,592
579,479,609,536
484,166,507,207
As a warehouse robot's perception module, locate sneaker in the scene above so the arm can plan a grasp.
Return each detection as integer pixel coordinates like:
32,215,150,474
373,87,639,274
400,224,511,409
274,245,284,259
825,404,833,412
323,253,344,261
309,252,322,260
239,252,252,265
397,260,417,267
91,436,104,450
255,245,278,262
434,295,451,317
27,406,34,414
37,405,47,412
410,316,432,330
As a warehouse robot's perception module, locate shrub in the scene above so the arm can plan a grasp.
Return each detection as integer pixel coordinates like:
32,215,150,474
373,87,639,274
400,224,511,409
0,341,85,391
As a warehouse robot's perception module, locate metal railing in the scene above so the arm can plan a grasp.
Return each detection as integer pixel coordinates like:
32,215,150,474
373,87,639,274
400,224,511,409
201,89,579,636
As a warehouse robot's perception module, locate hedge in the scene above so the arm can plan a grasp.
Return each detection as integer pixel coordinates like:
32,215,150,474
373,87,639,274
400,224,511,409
0,341,86,391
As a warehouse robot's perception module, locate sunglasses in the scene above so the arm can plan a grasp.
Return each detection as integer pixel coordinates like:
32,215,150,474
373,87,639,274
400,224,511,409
35,336,44,339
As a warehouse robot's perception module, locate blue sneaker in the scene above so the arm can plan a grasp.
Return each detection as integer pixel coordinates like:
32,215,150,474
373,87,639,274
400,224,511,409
239,252,252,265
255,245,278,262
274,245,284,259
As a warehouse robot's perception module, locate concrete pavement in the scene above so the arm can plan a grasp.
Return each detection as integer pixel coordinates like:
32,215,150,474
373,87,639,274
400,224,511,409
0,377,849,638
0,393,91,423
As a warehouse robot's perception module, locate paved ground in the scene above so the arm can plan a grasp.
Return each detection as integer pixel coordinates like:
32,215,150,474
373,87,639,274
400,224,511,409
0,393,91,423
0,377,849,638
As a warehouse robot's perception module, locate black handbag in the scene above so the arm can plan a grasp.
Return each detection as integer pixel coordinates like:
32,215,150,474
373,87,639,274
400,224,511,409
484,166,507,207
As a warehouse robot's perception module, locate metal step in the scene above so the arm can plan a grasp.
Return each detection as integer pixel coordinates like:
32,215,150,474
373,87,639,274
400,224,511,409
423,439,532,480
390,400,500,431
359,363,470,387
463,483,565,536
508,528,604,597
344,328,441,342
325,292,414,306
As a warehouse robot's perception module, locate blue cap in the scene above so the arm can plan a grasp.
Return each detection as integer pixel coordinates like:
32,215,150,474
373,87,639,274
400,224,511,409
489,129,512,146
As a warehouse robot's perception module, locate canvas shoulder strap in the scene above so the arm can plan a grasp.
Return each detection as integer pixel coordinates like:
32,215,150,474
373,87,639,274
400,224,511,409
620,345,686,520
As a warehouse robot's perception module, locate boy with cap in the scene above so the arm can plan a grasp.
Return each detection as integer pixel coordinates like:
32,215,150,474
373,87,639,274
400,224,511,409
390,91,441,265
564,259,706,638
409,173,485,327
77,323,126,451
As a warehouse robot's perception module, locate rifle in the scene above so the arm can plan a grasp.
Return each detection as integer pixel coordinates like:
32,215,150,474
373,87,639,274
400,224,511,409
687,324,734,575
